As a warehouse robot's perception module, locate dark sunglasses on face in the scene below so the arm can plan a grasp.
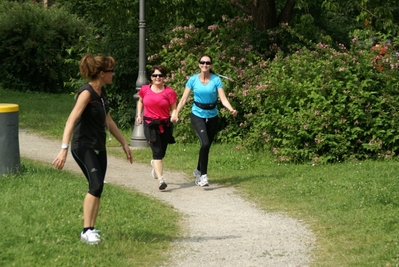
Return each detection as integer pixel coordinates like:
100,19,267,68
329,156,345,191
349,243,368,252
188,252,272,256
103,69,114,73
199,61,212,65
151,74,164,78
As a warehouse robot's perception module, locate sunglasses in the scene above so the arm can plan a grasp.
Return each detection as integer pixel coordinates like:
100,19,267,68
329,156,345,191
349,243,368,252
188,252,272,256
103,69,114,73
151,74,164,78
199,61,212,65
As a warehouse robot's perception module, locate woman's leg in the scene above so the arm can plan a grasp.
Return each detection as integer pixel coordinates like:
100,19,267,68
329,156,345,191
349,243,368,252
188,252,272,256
190,114,218,175
144,124,170,189
84,193,101,228
72,148,107,229
153,125,172,178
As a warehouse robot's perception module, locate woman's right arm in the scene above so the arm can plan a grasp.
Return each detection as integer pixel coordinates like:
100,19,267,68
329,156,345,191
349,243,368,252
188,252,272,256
136,96,144,124
171,87,191,123
52,90,91,170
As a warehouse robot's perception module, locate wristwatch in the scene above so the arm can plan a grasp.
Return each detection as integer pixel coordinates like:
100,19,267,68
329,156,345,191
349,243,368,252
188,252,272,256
61,144,69,149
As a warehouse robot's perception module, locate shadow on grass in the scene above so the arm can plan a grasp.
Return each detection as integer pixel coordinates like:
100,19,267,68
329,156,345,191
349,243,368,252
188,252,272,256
114,230,178,243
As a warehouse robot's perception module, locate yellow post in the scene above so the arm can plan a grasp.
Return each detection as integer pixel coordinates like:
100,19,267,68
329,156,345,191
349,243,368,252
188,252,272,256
0,104,20,177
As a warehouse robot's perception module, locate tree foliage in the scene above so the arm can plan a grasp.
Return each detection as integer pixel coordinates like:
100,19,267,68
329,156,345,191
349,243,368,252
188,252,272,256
0,1,87,93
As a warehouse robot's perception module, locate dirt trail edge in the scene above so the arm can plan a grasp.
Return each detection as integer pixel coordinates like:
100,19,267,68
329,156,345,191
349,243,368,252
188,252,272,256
19,129,315,267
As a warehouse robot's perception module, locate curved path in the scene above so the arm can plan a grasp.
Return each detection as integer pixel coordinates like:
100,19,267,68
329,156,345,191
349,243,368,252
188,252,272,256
19,129,315,267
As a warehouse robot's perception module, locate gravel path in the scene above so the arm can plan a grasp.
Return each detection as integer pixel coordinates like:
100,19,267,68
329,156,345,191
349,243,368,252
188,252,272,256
18,129,315,267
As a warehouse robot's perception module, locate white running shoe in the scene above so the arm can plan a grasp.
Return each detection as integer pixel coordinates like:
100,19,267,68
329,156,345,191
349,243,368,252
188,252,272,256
151,160,157,179
197,174,209,187
80,229,101,244
159,178,167,190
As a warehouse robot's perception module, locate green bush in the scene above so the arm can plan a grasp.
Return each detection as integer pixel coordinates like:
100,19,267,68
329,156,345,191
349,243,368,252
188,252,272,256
235,38,399,163
0,2,88,93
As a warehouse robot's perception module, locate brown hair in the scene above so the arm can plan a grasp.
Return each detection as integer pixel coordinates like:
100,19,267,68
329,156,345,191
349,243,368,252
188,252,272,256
199,54,213,64
79,54,115,80
151,65,167,76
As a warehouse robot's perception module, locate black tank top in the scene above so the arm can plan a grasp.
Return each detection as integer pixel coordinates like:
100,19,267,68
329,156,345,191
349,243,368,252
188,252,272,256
71,83,109,151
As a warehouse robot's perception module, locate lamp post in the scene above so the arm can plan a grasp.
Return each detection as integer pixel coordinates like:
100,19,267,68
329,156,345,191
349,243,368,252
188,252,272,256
130,0,148,147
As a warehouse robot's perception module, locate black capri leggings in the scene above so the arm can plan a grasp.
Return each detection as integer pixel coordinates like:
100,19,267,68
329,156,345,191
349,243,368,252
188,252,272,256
72,147,107,198
143,122,173,160
190,113,219,175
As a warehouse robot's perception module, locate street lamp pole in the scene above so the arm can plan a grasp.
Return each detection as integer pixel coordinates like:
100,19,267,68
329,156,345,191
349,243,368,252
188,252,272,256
130,0,148,147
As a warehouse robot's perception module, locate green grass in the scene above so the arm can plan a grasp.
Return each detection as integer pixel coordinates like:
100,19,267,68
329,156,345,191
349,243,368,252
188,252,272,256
0,159,181,267
2,88,399,266
2,89,75,138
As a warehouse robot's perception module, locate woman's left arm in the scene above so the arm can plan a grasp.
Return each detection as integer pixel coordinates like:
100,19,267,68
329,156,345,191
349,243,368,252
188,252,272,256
106,114,133,163
218,88,238,117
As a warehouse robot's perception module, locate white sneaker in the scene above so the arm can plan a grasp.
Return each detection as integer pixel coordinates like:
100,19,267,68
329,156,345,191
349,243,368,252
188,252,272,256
197,174,209,187
159,178,167,190
151,160,157,179
80,229,101,244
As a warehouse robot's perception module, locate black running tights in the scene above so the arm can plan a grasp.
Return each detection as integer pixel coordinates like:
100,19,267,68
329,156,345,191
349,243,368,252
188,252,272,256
190,113,218,175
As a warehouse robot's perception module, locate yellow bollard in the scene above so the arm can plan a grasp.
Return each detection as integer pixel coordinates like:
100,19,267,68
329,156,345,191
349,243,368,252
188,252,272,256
0,103,20,177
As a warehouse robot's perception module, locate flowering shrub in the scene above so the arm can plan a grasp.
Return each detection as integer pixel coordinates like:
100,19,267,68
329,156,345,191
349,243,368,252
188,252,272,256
235,37,399,163
150,17,399,163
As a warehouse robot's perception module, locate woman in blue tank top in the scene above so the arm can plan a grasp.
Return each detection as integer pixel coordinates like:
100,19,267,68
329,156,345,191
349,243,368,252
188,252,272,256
172,55,237,187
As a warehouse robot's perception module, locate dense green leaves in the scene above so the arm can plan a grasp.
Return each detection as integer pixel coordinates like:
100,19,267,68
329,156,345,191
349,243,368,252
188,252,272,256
0,2,87,92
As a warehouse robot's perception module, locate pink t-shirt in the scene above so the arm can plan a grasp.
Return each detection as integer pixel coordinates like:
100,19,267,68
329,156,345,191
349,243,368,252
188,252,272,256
139,84,177,120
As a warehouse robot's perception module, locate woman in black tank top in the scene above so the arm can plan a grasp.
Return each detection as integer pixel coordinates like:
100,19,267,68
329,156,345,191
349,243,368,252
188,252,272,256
52,54,133,244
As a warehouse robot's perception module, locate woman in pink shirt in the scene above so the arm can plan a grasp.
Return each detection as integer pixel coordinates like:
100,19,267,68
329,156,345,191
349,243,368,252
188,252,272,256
136,65,177,190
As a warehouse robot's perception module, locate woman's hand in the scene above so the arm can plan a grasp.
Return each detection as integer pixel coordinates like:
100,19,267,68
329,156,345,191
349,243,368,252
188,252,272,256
122,143,133,164
170,114,179,123
52,149,68,170
136,115,143,124
231,109,238,117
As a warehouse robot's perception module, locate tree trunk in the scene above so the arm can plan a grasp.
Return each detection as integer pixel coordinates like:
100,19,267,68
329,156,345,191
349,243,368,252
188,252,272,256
231,0,296,31
278,0,296,23
252,0,278,31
